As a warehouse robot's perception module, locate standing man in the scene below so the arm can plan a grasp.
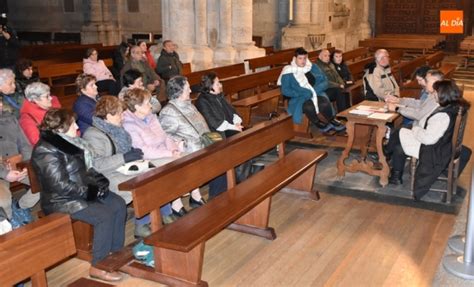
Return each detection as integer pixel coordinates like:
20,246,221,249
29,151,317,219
156,40,183,83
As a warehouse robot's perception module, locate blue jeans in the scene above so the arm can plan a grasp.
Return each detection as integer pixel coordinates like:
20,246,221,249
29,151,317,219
71,192,126,265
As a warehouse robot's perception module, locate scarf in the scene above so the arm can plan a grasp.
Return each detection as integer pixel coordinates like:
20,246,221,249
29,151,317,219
58,133,96,169
92,116,133,154
277,57,319,113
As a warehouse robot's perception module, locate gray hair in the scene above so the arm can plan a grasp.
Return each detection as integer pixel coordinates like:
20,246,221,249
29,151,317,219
374,49,389,62
0,69,15,86
25,82,51,101
166,75,188,100
426,69,444,81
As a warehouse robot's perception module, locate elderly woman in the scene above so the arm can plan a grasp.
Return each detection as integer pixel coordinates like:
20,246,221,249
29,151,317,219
0,68,23,118
195,72,243,138
384,80,470,200
118,69,160,113
73,73,98,135
123,88,205,216
83,48,118,95
31,108,126,282
19,82,61,145
15,58,39,94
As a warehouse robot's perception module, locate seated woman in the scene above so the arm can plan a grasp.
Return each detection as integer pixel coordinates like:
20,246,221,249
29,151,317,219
118,69,161,113
112,41,130,81
278,48,345,133
83,48,118,95
331,49,353,85
73,73,98,135
31,108,126,282
15,58,39,94
122,88,205,216
19,82,61,145
138,41,156,70
0,68,23,118
384,80,470,201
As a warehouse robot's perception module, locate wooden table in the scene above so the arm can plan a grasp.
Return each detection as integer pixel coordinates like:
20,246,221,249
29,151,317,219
336,101,400,186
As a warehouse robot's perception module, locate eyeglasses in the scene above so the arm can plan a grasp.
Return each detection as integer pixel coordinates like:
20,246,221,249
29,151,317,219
39,93,52,99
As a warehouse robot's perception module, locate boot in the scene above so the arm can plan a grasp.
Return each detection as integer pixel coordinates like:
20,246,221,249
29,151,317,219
250,162,265,175
389,169,403,185
134,223,152,238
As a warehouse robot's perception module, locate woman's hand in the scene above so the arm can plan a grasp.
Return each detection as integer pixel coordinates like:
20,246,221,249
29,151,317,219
172,150,181,158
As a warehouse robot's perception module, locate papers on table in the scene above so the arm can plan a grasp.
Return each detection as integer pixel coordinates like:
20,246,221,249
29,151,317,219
347,105,395,120
368,112,395,120
349,109,373,116
356,105,386,113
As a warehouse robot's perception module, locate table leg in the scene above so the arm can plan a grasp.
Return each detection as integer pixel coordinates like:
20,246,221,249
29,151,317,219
375,123,389,186
337,120,355,178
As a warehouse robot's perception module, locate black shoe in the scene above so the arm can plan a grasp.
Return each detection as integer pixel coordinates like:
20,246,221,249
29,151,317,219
330,119,344,127
172,207,187,217
189,197,206,209
389,170,403,185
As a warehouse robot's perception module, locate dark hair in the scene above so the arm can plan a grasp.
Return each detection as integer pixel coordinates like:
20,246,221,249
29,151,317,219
167,75,188,100
95,96,125,119
75,73,96,95
413,65,431,80
85,48,97,59
433,80,470,108
162,40,172,47
331,49,344,63
200,72,218,94
122,69,142,87
16,58,33,73
39,108,76,133
137,40,147,48
123,88,151,113
294,47,308,57
118,42,130,57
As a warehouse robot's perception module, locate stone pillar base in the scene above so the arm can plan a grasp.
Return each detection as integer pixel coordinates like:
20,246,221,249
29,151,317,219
81,23,105,44
176,46,195,68
234,44,265,63
213,46,237,67
103,23,121,46
191,46,214,71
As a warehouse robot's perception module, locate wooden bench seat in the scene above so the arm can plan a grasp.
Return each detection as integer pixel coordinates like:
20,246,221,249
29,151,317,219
187,63,246,87
103,115,327,286
359,38,438,54
342,47,370,63
232,88,280,127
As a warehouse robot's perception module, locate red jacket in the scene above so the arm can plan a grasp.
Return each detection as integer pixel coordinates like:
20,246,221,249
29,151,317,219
19,96,62,145
145,50,157,70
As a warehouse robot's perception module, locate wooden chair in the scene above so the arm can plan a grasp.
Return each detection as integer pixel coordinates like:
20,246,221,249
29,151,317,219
410,107,468,203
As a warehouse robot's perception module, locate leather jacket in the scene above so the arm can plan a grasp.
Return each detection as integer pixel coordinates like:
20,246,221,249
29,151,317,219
31,131,90,215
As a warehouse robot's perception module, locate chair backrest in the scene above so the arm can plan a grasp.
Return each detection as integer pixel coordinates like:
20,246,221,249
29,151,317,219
451,106,468,161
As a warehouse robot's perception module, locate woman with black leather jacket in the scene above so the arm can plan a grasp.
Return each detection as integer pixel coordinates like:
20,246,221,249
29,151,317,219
31,108,126,282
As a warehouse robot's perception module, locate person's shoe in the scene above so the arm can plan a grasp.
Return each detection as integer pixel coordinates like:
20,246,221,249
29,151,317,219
332,122,346,132
172,207,187,217
389,170,403,185
89,266,123,282
251,162,265,175
318,123,335,133
134,223,152,238
330,119,344,127
162,214,177,225
189,197,206,209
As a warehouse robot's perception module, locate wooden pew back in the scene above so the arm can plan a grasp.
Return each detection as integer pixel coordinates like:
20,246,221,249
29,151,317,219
359,38,437,52
0,213,76,286
186,63,246,87
246,50,294,72
342,47,370,63
397,55,427,83
182,63,192,75
221,66,283,99
347,56,375,80
119,115,295,219
426,51,445,68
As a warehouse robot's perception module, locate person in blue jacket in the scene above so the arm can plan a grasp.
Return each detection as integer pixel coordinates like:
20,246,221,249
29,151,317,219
278,47,344,133
73,73,98,135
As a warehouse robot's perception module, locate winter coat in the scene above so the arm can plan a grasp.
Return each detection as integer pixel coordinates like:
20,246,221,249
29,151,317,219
332,61,353,83
364,64,400,101
122,110,180,159
120,59,159,87
19,96,62,145
83,58,115,82
0,26,20,68
31,131,92,215
315,59,345,89
1,91,24,119
0,113,31,179
156,50,182,81
73,94,96,135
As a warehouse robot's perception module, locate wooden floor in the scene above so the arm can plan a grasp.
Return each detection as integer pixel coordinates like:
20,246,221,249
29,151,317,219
28,91,474,287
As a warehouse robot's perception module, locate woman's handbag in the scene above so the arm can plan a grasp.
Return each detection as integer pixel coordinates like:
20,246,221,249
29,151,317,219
168,103,223,147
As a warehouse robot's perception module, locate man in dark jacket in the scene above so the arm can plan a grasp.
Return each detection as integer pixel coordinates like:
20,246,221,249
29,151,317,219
156,40,183,82
0,24,19,69
315,49,350,112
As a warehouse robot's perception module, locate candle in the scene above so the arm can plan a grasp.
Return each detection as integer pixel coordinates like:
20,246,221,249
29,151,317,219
289,0,293,21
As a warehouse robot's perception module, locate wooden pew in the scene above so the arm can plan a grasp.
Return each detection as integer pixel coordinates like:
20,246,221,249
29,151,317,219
246,50,294,72
182,63,192,75
396,55,427,84
232,88,281,127
389,49,404,65
342,47,370,63
0,213,113,287
359,38,438,55
426,51,445,68
101,115,327,286
400,62,457,97
18,161,94,262
186,63,246,87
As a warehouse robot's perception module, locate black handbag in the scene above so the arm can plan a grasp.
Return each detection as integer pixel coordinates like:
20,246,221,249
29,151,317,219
85,168,110,201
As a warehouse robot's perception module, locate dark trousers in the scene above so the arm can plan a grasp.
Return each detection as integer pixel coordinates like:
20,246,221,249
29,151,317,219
325,87,350,112
96,79,120,96
384,129,407,175
302,97,334,125
208,174,228,199
71,192,126,265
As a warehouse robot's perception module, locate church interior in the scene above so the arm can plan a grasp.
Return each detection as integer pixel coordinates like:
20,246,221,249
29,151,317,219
1,0,474,286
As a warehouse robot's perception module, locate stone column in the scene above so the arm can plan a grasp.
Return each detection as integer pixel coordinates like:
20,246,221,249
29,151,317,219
359,0,372,39
102,0,119,45
231,0,264,63
294,0,311,25
193,0,214,70
163,0,195,66
213,0,237,66
81,0,106,44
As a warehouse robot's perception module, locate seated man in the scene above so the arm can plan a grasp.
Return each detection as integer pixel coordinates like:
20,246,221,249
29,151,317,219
121,45,161,93
0,100,39,222
156,40,183,83
278,47,345,133
364,49,400,101
386,69,444,127
315,49,350,112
